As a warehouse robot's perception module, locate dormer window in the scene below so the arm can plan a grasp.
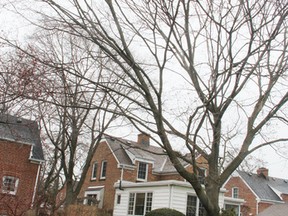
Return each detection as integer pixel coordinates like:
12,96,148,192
100,161,107,179
198,168,206,185
137,162,148,181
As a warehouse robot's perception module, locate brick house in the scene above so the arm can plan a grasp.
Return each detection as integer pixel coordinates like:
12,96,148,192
0,114,44,215
224,168,288,216
79,133,243,216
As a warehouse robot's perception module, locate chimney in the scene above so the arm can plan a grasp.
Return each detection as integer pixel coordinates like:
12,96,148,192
257,167,269,178
137,133,150,146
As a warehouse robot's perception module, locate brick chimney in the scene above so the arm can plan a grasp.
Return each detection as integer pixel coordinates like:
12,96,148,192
257,167,269,178
137,133,150,146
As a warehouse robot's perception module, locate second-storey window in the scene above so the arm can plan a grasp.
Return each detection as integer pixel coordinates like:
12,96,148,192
2,176,19,195
137,162,148,181
91,162,97,180
232,187,239,198
100,161,107,179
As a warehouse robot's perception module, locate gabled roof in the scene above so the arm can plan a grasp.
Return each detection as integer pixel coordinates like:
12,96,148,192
257,203,288,216
104,135,190,174
0,114,44,161
237,170,288,202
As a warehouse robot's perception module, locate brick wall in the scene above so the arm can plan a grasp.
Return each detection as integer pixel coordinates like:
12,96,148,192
0,141,40,214
80,141,121,212
224,176,258,216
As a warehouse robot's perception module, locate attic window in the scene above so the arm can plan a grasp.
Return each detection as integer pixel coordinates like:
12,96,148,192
137,162,148,181
2,176,19,195
232,187,239,198
100,161,107,179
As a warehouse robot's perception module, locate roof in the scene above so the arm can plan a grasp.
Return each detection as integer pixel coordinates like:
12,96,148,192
238,170,288,202
104,135,190,174
257,203,288,216
0,114,44,161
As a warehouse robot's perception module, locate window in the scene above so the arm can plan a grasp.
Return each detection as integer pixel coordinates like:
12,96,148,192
91,162,98,180
232,187,239,198
86,194,97,206
128,192,153,215
225,204,240,216
197,168,206,185
100,161,107,179
117,194,121,204
2,176,19,195
186,195,207,216
137,162,148,181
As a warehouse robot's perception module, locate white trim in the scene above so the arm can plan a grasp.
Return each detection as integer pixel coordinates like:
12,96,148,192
31,164,41,207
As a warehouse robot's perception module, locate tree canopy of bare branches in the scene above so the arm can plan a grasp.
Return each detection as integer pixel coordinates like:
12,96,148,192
1,0,288,215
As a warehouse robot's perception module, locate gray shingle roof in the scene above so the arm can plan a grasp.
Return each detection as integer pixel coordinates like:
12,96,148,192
238,170,288,202
104,135,187,174
0,114,44,161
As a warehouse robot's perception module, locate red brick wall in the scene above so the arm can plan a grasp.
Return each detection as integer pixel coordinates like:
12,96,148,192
80,141,121,212
281,194,288,202
258,202,273,214
0,141,40,214
224,176,258,216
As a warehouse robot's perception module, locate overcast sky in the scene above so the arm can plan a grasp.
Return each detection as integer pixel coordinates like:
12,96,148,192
1,1,288,180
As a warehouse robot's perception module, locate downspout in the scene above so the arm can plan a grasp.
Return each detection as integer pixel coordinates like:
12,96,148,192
31,162,42,207
119,166,124,190
256,198,260,215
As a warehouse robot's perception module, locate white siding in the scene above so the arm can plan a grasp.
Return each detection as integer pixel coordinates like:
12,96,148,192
113,181,227,216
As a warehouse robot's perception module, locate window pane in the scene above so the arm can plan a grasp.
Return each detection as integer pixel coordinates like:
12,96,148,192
198,201,207,216
87,194,97,206
135,193,145,215
128,193,135,215
2,176,17,192
146,193,153,213
232,188,239,198
101,161,107,178
225,204,239,216
186,195,197,216
92,162,97,179
138,162,147,180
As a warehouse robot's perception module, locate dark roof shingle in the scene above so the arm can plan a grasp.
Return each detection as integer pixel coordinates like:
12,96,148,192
0,114,44,161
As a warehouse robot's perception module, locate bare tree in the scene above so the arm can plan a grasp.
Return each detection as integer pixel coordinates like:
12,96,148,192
3,0,288,215
1,30,124,212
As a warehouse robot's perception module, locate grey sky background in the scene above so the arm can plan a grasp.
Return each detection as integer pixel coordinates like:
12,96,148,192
1,1,287,180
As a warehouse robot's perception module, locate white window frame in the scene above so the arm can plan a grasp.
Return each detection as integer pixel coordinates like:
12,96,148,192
84,187,104,208
232,187,239,198
137,162,148,181
2,176,19,195
100,160,107,179
91,162,98,180
186,194,207,216
128,192,153,216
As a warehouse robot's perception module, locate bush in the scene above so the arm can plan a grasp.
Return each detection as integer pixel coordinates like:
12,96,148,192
145,208,185,216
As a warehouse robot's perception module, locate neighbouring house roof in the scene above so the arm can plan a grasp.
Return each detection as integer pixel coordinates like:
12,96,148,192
0,114,44,161
104,135,191,174
238,170,288,202
257,203,288,216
